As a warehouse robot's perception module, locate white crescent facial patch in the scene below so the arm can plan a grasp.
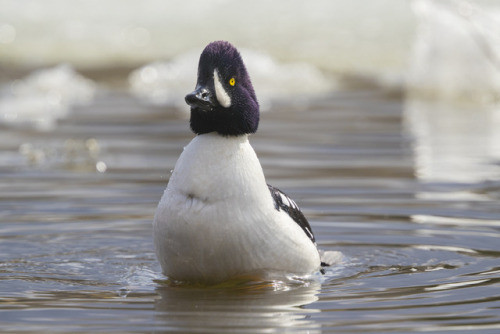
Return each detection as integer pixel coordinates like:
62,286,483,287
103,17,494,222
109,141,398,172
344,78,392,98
213,69,231,108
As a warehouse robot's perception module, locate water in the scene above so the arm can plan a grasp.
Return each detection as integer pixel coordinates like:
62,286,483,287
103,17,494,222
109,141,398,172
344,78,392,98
1,86,499,332
2,0,500,332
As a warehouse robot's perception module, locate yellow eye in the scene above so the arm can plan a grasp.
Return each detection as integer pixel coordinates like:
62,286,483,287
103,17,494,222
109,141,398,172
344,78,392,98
229,77,236,86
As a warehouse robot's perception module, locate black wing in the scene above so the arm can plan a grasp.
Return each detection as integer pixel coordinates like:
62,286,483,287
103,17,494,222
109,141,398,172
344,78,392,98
267,184,316,244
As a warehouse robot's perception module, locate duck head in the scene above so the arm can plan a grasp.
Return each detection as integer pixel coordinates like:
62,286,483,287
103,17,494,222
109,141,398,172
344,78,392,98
185,41,259,136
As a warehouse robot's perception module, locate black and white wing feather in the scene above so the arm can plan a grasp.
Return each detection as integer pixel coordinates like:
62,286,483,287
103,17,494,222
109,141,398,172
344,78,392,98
268,184,316,244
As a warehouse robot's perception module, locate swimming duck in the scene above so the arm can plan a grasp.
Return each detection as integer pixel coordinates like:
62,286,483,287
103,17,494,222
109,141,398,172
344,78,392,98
153,41,323,283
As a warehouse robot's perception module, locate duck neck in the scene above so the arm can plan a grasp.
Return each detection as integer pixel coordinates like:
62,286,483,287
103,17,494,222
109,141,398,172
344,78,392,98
189,107,259,137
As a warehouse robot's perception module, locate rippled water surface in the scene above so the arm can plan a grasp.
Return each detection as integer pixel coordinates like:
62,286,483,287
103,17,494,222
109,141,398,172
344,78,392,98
1,84,500,333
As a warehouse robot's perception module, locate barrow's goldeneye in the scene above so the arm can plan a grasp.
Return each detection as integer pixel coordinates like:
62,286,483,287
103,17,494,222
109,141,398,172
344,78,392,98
153,41,326,284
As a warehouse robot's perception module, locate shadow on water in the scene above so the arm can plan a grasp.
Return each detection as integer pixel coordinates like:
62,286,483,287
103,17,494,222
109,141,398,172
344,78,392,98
153,280,322,333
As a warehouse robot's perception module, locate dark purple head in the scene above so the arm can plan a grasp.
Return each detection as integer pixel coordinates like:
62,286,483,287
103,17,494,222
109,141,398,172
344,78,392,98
185,41,259,136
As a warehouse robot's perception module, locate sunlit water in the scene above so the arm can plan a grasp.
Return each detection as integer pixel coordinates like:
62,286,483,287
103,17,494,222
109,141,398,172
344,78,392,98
1,85,499,333
1,0,500,332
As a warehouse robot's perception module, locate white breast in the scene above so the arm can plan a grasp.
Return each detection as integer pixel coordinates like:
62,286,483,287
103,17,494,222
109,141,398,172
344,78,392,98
153,133,320,283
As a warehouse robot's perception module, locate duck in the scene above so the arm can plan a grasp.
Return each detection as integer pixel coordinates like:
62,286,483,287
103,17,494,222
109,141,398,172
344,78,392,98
153,41,327,284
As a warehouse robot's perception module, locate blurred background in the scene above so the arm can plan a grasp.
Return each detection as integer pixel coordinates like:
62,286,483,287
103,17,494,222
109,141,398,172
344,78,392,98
1,0,413,73
1,0,500,182
2,0,500,332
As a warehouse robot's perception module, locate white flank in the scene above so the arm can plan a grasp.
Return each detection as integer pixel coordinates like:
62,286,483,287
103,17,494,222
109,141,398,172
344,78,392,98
153,133,320,283
213,69,231,108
